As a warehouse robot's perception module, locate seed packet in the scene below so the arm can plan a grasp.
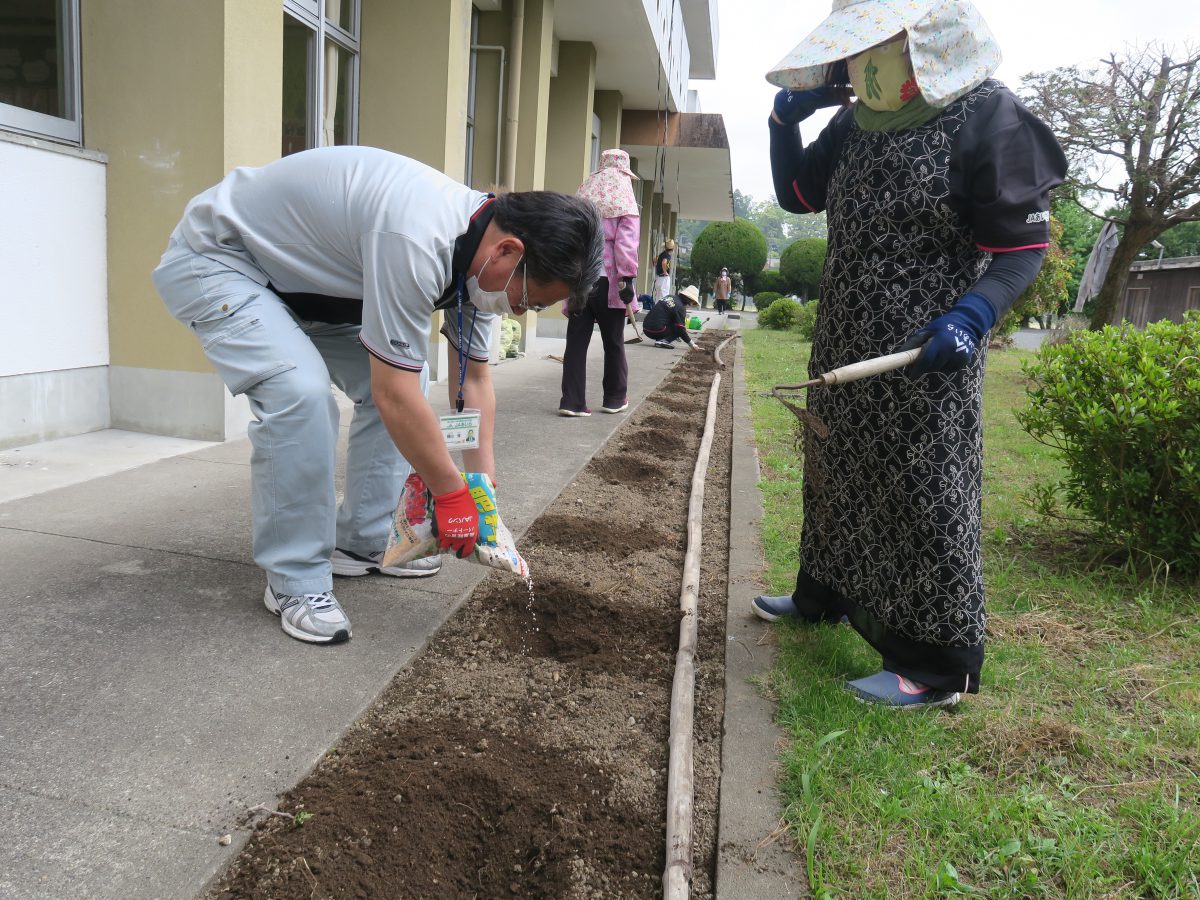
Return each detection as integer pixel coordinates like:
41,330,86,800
381,472,529,577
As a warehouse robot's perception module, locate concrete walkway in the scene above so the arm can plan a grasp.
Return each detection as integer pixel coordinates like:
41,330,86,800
0,333,686,899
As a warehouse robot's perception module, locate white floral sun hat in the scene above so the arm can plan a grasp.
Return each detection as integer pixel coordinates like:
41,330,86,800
766,0,1002,109
577,148,640,219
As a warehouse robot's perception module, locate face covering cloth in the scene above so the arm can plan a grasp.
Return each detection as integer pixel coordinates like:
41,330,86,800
848,33,918,111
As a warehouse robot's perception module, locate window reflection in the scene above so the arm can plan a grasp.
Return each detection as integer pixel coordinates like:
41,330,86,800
0,0,64,118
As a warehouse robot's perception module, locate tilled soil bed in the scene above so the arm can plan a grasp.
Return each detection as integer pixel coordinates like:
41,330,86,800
212,334,734,899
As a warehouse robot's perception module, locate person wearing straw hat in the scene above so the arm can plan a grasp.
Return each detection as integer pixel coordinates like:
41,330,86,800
643,285,701,350
560,149,642,417
749,0,1066,707
654,239,676,302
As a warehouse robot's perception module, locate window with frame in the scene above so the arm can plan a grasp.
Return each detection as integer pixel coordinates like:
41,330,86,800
0,0,80,144
282,0,360,157
465,9,479,187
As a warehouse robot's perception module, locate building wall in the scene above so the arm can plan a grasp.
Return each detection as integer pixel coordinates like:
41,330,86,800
512,0,554,192
543,41,595,195
360,0,471,179
82,0,281,439
1123,265,1200,325
1,0,717,446
0,137,109,447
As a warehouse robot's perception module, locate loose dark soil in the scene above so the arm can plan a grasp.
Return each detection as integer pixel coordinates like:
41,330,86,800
211,333,735,899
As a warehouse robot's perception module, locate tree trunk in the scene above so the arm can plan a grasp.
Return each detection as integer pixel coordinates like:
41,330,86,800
1089,230,1154,328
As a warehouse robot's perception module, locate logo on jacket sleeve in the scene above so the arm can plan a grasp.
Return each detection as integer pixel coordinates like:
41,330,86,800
1025,211,1050,224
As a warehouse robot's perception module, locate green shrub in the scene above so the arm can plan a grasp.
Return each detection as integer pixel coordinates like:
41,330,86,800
1015,312,1200,573
753,291,783,311
779,238,827,299
758,297,802,330
751,269,787,295
791,299,820,341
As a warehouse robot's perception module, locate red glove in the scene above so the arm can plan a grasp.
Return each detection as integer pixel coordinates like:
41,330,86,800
432,484,479,558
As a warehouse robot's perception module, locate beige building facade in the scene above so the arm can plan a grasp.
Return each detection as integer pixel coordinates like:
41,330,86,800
0,0,731,447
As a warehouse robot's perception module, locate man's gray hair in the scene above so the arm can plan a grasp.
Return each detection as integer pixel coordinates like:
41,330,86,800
493,192,604,312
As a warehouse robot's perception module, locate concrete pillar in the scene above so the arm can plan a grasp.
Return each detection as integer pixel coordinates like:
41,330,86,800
360,0,472,383
531,39,594,348
544,42,596,195
513,0,554,191
83,0,281,440
594,90,623,151
637,180,656,296
360,0,471,178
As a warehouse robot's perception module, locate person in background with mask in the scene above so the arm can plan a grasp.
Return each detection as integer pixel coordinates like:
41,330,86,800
560,149,641,417
154,146,602,646
654,239,675,303
713,267,732,314
752,0,1065,707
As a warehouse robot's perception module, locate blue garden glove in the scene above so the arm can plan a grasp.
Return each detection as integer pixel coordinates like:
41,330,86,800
900,292,997,376
771,87,843,126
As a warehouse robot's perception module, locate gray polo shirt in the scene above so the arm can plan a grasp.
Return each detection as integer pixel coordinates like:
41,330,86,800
177,146,496,371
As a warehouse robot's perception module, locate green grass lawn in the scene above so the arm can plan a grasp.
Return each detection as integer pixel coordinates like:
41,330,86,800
742,328,1200,899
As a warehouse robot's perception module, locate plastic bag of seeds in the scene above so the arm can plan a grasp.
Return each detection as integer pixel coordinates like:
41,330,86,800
382,472,529,577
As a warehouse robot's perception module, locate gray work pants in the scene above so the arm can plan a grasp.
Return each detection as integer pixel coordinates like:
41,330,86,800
152,236,426,595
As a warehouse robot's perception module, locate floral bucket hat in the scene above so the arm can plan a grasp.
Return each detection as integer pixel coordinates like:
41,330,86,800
766,0,1002,109
577,148,640,219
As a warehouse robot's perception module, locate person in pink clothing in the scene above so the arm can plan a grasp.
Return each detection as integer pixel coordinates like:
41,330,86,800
559,149,642,416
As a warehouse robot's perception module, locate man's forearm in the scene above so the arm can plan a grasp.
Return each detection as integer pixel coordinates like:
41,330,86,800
370,358,463,496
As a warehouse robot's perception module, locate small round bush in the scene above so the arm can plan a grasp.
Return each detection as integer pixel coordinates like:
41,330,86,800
758,297,802,330
791,299,820,341
752,270,787,295
753,291,783,311
1016,312,1200,573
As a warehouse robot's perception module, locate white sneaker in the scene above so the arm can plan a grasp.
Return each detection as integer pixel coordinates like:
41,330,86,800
331,548,442,578
600,402,629,414
263,586,351,644
653,339,674,349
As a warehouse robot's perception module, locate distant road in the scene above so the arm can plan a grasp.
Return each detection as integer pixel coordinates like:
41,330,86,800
1011,328,1050,351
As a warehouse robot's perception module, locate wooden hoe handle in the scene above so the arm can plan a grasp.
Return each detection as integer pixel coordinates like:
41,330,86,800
819,347,923,385
772,347,923,393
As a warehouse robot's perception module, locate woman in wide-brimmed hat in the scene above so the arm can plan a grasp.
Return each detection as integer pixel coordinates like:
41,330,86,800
751,0,1067,708
561,149,642,417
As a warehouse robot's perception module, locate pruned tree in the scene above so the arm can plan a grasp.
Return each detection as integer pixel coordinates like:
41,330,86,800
1023,44,1200,328
690,218,768,297
780,238,828,300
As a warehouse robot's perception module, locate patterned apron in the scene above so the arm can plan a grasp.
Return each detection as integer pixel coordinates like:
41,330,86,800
800,83,997,693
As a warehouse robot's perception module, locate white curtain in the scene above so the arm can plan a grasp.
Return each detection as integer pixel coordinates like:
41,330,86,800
321,0,343,146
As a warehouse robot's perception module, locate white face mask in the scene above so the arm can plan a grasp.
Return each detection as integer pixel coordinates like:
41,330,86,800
466,253,521,315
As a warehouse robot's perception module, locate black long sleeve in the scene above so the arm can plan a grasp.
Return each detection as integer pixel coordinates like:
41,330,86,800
768,108,854,215
972,246,1047,320
770,120,807,213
